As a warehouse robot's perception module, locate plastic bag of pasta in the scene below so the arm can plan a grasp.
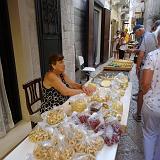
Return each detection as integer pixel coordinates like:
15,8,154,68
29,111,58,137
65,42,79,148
72,153,96,160
69,94,88,113
60,144,76,160
59,121,86,147
84,133,104,156
33,141,61,160
41,106,66,126
28,127,51,143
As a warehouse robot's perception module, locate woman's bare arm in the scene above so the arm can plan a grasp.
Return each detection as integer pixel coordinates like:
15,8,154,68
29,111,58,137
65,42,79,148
63,73,82,89
141,69,154,95
45,73,83,96
63,73,96,95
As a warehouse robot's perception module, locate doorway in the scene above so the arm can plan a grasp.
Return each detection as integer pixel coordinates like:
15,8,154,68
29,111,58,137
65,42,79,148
0,0,22,124
35,0,62,76
101,8,111,63
93,5,102,66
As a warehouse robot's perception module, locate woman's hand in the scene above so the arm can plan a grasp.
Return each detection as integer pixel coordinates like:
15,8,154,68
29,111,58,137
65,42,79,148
82,85,96,96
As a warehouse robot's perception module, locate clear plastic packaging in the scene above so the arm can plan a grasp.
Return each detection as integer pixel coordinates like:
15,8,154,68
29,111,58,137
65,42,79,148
87,112,105,130
78,112,90,124
72,153,96,160
100,79,111,87
87,101,103,114
33,142,61,160
60,145,75,160
102,121,122,146
84,134,104,156
28,127,51,143
69,94,88,113
58,121,86,147
41,107,66,126
114,73,128,89
87,83,97,92
111,100,123,115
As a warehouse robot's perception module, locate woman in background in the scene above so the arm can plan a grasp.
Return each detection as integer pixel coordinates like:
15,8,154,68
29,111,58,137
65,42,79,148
112,30,120,59
119,31,127,59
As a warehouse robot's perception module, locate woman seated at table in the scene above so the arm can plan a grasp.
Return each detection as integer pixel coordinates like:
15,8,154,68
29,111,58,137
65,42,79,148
40,54,95,113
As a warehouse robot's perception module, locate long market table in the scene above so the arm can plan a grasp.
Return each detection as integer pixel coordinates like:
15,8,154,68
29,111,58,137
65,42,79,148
4,81,132,160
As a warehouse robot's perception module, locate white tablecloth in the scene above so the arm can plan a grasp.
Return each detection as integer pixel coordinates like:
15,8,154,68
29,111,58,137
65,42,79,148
4,82,132,160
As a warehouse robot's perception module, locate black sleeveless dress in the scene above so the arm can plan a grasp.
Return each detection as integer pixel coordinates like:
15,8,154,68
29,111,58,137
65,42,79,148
40,74,70,113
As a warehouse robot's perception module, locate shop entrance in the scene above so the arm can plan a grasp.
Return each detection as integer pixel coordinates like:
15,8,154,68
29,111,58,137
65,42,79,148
35,0,62,76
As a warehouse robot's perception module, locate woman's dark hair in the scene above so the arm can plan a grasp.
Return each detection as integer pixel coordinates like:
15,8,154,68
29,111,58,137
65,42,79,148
121,31,125,37
48,54,64,71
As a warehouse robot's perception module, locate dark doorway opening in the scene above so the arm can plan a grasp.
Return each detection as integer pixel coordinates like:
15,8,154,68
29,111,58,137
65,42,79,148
93,4,102,66
35,0,62,76
101,8,111,63
0,0,22,124
87,1,111,66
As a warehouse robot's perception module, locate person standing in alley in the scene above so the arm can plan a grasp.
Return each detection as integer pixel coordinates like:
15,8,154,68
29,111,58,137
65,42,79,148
118,31,128,59
141,26,160,160
124,28,131,44
112,30,120,59
132,24,158,122
124,28,131,58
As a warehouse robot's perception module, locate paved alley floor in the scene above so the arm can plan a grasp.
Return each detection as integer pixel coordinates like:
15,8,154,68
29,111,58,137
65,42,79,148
116,64,144,160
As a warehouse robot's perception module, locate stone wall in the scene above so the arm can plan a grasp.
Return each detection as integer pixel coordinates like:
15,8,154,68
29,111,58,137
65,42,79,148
61,0,75,80
61,0,88,82
73,1,87,59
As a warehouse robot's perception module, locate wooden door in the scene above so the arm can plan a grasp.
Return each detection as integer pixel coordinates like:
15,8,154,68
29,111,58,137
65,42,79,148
111,19,117,57
87,0,94,67
35,0,62,76
87,1,111,66
101,8,111,63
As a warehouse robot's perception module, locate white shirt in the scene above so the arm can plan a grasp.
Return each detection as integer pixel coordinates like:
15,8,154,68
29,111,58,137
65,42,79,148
119,39,127,51
143,48,160,112
139,32,157,64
